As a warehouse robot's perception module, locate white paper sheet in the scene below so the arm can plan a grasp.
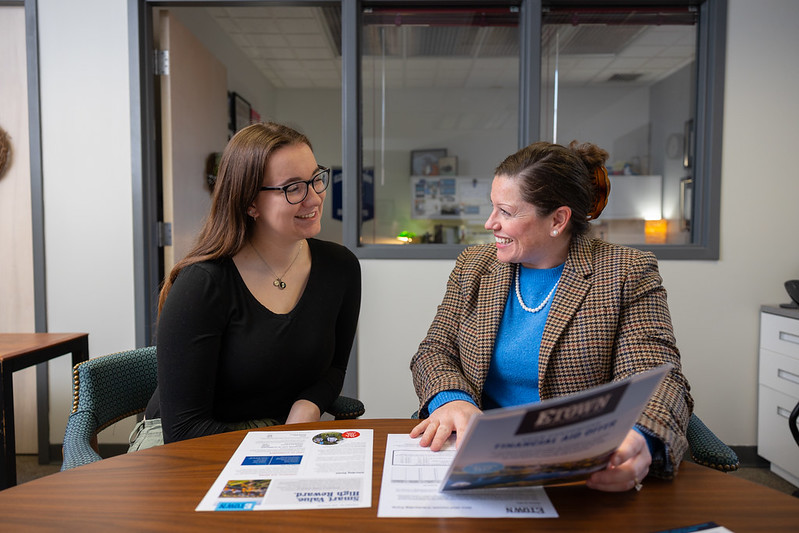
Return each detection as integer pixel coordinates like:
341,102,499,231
196,429,373,512
377,434,558,518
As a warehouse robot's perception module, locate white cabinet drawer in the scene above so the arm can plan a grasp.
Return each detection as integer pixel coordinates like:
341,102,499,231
760,312,799,359
760,349,799,398
757,385,799,479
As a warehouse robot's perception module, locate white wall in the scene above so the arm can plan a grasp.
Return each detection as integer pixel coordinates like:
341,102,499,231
358,260,452,418
34,0,799,447
38,0,136,443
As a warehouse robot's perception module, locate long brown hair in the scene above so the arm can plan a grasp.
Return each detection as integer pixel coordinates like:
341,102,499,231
157,122,312,312
493,140,610,237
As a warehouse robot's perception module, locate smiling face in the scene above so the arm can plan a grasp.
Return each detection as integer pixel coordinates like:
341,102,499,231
251,142,325,244
484,174,570,269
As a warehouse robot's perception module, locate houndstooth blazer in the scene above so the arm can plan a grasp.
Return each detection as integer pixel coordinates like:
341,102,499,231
410,234,693,478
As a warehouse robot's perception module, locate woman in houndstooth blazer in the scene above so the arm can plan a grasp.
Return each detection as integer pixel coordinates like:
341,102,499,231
410,141,693,492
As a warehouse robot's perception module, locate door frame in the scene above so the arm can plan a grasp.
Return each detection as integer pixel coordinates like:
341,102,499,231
129,0,162,347
20,0,47,334
128,1,360,400
129,0,355,347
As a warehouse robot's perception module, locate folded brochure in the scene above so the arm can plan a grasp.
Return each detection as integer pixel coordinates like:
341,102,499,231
439,364,671,491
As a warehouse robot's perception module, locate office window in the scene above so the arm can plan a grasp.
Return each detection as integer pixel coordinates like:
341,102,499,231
347,0,725,259
541,6,698,247
359,5,520,247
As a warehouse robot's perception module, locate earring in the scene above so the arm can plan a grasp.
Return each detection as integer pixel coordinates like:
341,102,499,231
551,229,559,237
248,210,258,220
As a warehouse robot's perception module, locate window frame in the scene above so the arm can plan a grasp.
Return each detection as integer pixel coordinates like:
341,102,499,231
129,0,725,341
343,0,725,260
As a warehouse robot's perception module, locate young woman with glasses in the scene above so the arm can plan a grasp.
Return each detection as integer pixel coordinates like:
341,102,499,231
131,122,361,449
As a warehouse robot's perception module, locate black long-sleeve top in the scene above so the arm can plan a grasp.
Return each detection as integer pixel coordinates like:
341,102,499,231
145,238,361,443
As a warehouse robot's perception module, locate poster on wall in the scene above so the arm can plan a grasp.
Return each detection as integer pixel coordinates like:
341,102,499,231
411,176,491,220
331,168,374,222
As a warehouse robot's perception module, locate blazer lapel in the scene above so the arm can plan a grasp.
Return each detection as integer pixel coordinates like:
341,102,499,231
539,235,594,385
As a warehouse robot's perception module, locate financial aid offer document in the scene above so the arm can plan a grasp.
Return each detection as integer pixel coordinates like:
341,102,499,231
196,429,372,512
377,434,557,518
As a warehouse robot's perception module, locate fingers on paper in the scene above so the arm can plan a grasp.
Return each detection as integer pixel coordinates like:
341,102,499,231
586,430,650,492
611,429,647,466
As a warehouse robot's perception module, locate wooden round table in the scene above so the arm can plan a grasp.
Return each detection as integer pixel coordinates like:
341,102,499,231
0,419,797,532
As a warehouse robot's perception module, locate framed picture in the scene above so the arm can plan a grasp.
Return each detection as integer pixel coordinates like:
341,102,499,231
229,91,251,133
438,156,458,176
411,148,447,176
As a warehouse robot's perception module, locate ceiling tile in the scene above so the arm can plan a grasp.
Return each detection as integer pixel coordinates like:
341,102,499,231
251,47,296,60
202,6,694,90
245,34,290,48
285,33,329,48
231,18,281,33
294,47,335,60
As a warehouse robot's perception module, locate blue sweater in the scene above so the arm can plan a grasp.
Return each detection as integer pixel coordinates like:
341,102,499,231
428,263,563,412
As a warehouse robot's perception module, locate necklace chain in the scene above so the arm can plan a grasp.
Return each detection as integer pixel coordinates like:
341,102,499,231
515,264,559,313
250,240,303,290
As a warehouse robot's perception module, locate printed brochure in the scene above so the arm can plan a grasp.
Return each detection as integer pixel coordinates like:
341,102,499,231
196,428,373,511
439,364,671,491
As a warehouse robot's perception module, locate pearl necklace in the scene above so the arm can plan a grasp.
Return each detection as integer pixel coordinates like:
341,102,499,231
515,263,559,313
250,240,303,290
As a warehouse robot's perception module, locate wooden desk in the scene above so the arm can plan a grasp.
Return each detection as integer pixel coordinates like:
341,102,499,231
0,333,89,488
0,419,798,531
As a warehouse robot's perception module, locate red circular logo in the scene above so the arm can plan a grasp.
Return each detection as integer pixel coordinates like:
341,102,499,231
341,431,360,439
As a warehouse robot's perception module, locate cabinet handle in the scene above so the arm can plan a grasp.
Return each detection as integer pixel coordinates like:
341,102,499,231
779,330,799,345
777,368,799,385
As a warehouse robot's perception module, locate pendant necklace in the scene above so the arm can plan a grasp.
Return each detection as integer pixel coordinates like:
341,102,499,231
515,263,559,313
250,240,303,290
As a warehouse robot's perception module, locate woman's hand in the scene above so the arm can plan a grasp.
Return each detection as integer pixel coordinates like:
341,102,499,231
285,399,321,425
409,400,481,451
586,429,651,492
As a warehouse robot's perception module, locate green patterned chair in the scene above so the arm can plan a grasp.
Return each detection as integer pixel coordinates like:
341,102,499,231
61,346,365,471
61,346,159,470
687,413,739,472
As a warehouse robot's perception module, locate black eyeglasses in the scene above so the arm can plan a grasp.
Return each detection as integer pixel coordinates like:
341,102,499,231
259,166,331,205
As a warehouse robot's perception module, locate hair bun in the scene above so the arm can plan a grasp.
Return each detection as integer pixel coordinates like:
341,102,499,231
587,166,610,220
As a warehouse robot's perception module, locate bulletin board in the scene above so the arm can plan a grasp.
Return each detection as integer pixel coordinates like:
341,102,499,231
411,176,491,220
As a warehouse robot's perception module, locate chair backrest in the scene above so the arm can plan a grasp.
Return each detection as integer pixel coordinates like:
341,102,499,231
687,413,739,472
62,346,158,471
70,346,158,433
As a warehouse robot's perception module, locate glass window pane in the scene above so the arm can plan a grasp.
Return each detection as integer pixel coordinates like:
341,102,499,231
361,6,519,246
540,7,698,246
